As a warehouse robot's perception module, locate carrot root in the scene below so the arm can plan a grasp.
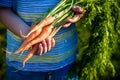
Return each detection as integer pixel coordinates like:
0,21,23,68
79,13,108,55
22,52,34,68
22,44,38,68
24,26,52,50
15,26,52,53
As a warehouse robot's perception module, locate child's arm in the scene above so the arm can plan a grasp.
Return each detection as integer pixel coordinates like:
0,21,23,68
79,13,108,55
0,7,30,38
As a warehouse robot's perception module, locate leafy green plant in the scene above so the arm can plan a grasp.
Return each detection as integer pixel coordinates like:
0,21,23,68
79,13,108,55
0,22,6,80
73,0,120,80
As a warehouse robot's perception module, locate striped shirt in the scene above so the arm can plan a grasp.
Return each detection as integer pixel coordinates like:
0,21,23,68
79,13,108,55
0,0,78,71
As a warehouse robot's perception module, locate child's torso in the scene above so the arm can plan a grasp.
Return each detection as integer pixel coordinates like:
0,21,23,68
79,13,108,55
6,0,78,71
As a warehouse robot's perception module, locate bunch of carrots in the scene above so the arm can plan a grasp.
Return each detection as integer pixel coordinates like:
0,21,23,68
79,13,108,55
14,0,86,67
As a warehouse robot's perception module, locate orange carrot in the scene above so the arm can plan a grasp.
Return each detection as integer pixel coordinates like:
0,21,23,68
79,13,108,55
25,28,42,43
16,24,41,54
16,28,42,54
27,16,55,37
20,24,36,39
14,26,53,54
14,17,55,54
22,44,38,68
23,26,52,51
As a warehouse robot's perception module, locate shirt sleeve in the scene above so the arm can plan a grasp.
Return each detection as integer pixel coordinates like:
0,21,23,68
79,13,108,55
0,0,12,7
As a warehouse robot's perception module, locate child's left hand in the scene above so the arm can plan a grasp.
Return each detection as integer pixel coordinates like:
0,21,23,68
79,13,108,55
63,6,85,27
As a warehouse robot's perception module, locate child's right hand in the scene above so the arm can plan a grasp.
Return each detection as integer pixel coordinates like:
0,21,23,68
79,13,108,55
36,37,55,55
22,37,55,66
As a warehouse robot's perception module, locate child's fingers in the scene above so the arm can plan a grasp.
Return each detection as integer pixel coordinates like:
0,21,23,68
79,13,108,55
38,43,43,55
46,38,52,51
41,40,47,53
45,37,56,50
51,38,55,47
37,37,55,55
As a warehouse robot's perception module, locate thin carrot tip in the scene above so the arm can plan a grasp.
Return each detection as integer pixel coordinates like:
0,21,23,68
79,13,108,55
20,30,28,38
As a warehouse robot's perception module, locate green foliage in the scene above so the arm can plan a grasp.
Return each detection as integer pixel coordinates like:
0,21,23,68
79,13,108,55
74,0,120,80
0,22,6,80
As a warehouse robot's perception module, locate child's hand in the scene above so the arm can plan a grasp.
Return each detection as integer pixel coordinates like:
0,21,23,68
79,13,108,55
36,37,55,55
63,6,85,27
22,37,55,65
